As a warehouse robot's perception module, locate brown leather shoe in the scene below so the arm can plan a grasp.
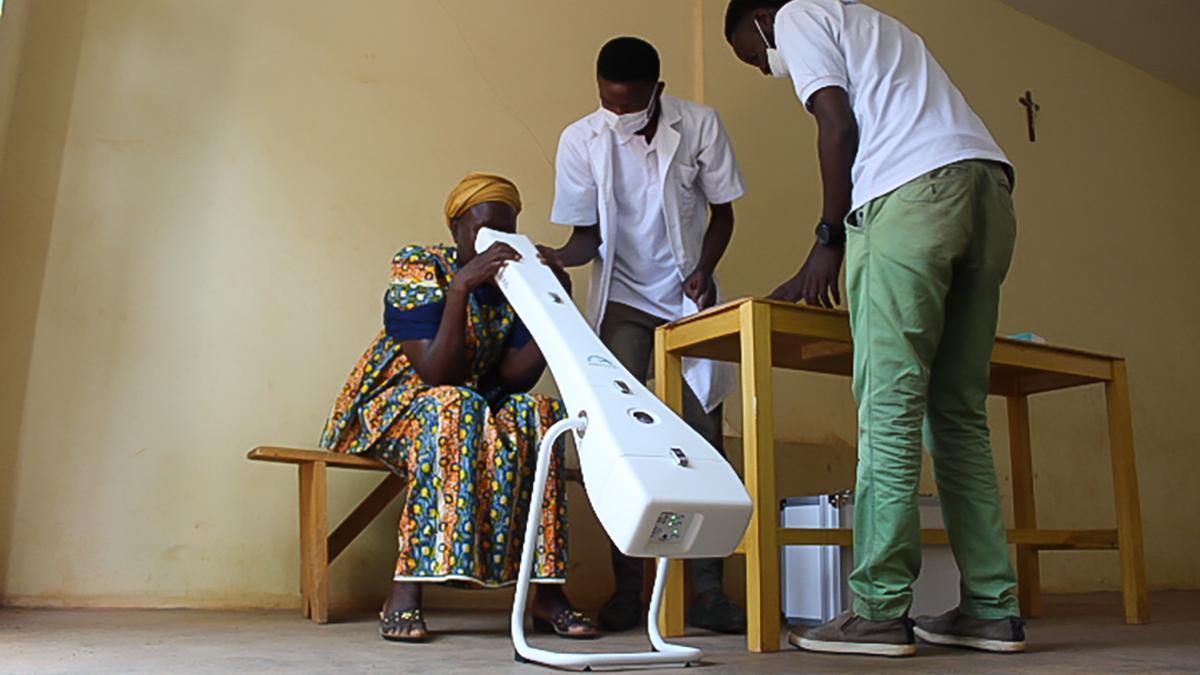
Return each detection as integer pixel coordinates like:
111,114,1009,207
788,610,916,657
914,608,1026,653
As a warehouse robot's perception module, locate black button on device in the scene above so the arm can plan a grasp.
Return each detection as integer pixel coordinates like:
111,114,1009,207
632,411,655,425
670,447,689,467
613,380,631,394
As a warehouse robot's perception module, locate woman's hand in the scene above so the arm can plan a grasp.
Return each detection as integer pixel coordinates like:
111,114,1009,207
449,243,521,295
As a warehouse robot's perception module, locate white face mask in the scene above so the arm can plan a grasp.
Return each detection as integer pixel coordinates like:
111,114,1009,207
755,18,789,79
601,83,662,136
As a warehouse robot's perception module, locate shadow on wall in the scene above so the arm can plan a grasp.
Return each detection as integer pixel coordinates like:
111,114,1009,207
0,0,252,605
0,0,89,597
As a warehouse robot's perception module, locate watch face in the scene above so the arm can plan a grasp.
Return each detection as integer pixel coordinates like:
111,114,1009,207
816,222,831,245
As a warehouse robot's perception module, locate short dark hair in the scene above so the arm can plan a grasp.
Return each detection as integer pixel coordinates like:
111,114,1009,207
597,37,660,84
724,0,789,42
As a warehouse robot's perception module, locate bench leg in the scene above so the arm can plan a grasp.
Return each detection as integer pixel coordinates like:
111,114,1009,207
1006,395,1041,618
328,473,406,564
1105,361,1150,624
299,461,329,624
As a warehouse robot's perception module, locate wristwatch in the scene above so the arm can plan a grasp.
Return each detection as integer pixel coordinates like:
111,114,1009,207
815,219,846,247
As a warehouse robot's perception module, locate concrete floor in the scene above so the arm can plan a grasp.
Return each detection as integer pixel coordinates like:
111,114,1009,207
2,592,1198,673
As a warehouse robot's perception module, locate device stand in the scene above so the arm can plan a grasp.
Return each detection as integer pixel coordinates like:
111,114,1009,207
511,415,703,671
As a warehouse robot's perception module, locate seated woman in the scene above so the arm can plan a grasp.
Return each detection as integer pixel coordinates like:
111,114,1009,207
319,173,595,642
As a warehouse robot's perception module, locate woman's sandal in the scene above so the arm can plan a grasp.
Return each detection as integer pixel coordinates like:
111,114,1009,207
532,608,599,640
379,607,430,643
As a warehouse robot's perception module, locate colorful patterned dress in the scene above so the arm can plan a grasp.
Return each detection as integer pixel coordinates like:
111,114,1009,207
319,245,568,586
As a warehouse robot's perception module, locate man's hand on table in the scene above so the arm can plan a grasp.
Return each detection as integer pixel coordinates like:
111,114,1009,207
769,241,843,308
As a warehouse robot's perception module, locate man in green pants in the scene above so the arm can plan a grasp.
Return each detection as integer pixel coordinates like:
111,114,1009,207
724,0,1025,658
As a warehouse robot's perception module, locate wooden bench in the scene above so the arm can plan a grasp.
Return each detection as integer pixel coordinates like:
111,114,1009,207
248,445,586,624
247,446,406,624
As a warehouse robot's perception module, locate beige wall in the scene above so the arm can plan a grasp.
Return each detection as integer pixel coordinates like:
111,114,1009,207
0,0,24,602
1,0,91,600
0,0,30,603
0,0,30,159
1,0,1197,613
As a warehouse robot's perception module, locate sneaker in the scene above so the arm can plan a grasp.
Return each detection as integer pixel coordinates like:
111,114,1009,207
788,610,916,657
598,590,642,632
686,592,747,634
914,609,1026,653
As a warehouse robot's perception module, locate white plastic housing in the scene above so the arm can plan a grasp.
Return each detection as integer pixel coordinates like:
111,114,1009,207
477,230,752,559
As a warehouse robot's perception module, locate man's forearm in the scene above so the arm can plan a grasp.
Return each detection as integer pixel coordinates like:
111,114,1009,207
817,124,856,228
554,226,601,267
695,203,734,274
809,87,859,231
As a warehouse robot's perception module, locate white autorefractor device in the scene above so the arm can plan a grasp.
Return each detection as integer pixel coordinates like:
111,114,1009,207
476,230,753,671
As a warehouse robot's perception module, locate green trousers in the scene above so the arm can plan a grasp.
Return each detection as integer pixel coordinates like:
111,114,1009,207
846,160,1020,621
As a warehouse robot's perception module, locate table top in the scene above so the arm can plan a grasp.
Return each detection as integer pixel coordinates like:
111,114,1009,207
659,298,1120,396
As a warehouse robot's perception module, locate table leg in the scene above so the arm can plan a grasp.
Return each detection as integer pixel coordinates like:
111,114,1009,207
1105,361,1150,624
654,327,687,637
299,461,329,624
739,302,779,652
1006,395,1042,617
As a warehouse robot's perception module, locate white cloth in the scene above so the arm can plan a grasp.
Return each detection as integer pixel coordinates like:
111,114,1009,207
608,130,683,321
551,94,745,412
774,0,1011,210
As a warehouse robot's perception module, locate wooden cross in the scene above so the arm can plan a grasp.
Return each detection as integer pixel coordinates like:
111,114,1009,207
1019,90,1040,142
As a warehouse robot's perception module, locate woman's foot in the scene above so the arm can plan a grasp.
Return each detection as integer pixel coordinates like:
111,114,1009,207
379,582,428,642
532,585,598,639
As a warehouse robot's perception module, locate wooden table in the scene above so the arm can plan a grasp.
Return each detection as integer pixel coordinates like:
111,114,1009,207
652,298,1149,652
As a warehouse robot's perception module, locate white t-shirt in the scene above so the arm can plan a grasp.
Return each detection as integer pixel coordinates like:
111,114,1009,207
607,131,683,320
774,0,1011,210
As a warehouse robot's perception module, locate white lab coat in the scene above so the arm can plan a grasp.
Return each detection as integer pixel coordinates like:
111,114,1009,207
551,95,745,412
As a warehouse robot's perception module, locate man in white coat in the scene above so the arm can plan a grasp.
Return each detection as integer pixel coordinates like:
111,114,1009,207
539,37,747,634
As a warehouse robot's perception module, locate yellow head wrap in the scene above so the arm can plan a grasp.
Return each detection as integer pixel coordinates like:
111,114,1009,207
443,172,522,226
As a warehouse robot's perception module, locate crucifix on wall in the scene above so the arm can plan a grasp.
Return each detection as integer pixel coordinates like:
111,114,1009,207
1019,90,1040,142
